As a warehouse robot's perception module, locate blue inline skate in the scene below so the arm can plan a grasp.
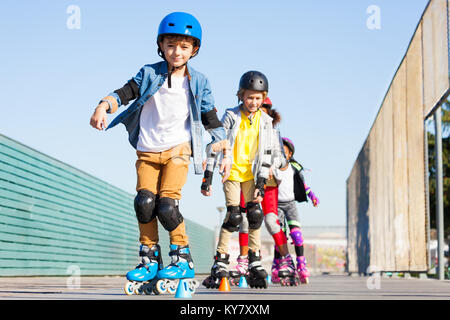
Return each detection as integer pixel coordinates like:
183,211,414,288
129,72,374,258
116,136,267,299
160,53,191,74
124,244,164,295
155,244,199,294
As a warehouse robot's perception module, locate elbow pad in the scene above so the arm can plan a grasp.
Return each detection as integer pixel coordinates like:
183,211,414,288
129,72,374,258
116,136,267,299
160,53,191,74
201,109,222,130
113,79,140,106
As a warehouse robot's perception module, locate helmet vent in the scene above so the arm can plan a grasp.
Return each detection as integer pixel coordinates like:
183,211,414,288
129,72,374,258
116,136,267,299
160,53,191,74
186,25,193,28
168,23,175,26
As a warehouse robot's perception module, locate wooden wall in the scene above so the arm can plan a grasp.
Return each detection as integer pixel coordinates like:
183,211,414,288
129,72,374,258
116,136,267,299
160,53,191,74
346,0,449,273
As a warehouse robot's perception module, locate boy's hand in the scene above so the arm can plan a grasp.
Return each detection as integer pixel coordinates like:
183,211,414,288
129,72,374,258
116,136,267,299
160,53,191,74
90,102,109,130
253,177,266,203
201,186,212,197
210,140,231,183
253,190,263,203
219,156,231,183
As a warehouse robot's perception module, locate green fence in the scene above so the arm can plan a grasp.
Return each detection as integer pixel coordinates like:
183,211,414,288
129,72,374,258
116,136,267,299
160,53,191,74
0,134,214,276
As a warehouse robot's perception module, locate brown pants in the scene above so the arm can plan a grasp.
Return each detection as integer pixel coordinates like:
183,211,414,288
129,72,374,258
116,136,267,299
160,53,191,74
217,179,261,254
135,142,191,247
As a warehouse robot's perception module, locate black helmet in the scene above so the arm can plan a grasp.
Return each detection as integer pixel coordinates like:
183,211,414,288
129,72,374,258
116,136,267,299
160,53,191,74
239,71,269,92
282,137,295,155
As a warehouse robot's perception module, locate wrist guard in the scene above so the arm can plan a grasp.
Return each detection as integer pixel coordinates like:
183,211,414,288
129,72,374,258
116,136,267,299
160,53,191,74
201,170,213,192
255,177,266,198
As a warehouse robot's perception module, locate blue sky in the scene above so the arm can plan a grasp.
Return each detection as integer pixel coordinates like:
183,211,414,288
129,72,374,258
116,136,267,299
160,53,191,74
0,0,430,230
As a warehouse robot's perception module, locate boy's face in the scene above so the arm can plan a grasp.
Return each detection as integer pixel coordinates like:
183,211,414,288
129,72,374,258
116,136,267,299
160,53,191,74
160,37,197,69
242,90,264,114
283,145,292,161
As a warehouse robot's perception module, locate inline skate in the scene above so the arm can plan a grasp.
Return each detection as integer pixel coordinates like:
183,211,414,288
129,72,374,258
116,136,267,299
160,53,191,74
155,244,199,294
124,244,163,295
278,254,299,286
271,257,281,284
296,256,311,284
229,255,249,286
247,250,268,289
203,252,230,289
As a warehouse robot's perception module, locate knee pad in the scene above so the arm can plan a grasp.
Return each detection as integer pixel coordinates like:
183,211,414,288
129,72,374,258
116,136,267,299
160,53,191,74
222,206,242,232
264,212,281,235
246,202,263,229
134,190,157,224
156,197,183,232
290,227,304,246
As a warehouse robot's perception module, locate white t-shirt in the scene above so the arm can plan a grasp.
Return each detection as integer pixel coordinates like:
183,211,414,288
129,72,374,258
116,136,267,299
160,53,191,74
277,165,295,202
137,75,191,152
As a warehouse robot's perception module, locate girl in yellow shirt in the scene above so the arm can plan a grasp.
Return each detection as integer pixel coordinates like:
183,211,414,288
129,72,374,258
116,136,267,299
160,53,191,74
202,71,273,289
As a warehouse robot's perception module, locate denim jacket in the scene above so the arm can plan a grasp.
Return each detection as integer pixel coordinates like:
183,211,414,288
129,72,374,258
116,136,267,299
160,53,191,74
105,61,226,175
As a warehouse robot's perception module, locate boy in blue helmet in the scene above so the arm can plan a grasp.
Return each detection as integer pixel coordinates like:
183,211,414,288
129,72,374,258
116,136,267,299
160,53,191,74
89,12,230,295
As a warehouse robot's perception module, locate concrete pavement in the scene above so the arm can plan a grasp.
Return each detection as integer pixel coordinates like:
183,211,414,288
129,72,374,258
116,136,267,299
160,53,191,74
0,274,448,300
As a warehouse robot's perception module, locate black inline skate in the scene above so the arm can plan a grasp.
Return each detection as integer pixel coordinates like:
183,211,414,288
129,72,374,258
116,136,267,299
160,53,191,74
247,249,268,289
202,252,230,289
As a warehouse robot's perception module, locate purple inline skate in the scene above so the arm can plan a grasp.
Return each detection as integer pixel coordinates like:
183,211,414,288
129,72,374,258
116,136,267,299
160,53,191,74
278,254,299,286
296,256,311,284
271,257,281,284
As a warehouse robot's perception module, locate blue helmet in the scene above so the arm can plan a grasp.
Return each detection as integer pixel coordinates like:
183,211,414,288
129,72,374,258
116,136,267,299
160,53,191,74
157,12,202,47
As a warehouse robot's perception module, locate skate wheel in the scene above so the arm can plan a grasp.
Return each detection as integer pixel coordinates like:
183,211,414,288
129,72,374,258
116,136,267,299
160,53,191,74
202,276,217,289
251,278,268,289
271,276,280,284
152,285,161,295
261,279,267,289
134,285,144,295
188,280,198,293
124,281,135,296
302,278,309,284
167,281,177,295
156,279,167,294
143,285,154,295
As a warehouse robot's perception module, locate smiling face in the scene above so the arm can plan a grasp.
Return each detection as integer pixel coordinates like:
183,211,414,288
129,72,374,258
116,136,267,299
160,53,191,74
241,90,264,114
159,36,198,69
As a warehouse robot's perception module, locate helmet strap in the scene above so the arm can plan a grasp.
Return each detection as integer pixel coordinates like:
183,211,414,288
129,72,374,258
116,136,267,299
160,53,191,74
167,63,189,88
240,103,260,124
158,42,193,88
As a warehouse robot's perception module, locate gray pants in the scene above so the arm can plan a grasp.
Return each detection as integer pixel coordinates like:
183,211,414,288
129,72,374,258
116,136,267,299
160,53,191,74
277,200,302,231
